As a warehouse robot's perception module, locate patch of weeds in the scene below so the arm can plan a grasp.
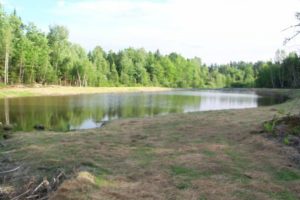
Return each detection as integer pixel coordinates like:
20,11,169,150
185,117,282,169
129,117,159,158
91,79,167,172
269,191,298,200
202,149,216,158
94,175,114,187
274,169,300,181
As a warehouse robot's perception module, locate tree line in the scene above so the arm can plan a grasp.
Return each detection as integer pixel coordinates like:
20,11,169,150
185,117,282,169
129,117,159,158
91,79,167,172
1,5,300,88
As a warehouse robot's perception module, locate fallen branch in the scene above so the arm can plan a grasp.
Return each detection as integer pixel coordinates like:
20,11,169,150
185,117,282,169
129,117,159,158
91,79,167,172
0,165,21,174
10,170,66,200
32,179,49,194
26,194,38,199
11,189,30,200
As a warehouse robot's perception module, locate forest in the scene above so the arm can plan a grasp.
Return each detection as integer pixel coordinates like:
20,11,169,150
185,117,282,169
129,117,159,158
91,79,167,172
1,5,300,88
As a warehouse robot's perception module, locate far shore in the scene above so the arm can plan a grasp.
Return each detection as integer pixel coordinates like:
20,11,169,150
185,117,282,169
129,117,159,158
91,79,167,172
0,85,174,98
0,85,294,99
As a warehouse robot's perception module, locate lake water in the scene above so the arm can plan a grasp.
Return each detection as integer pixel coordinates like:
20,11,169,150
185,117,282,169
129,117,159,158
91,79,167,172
0,90,286,131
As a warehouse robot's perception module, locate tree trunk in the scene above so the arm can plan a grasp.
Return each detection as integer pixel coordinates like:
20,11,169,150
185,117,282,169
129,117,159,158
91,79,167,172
83,74,87,87
19,59,23,84
270,68,275,88
77,70,82,87
4,46,9,85
278,67,284,88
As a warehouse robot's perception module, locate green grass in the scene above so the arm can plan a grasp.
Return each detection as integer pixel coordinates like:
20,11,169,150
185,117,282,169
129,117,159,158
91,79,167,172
274,169,300,181
170,165,210,178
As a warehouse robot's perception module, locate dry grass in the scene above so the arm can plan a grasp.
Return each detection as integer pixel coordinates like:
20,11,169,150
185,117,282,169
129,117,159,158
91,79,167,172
0,86,172,98
1,89,300,200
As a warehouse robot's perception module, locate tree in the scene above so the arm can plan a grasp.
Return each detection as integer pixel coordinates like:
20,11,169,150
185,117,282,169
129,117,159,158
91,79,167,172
89,46,110,86
108,62,119,86
0,6,12,85
47,25,69,84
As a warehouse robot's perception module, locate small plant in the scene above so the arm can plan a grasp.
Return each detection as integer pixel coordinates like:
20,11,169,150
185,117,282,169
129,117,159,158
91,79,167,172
263,121,276,133
283,136,290,145
263,115,278,133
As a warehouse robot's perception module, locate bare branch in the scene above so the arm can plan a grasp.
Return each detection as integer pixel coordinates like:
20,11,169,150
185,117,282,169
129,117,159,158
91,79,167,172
11,189,30,200
284,31,300,45
282,23,300,32
0,165,21,174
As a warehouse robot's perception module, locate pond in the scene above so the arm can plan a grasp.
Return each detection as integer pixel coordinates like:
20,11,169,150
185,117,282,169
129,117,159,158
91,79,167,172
0,90,286,131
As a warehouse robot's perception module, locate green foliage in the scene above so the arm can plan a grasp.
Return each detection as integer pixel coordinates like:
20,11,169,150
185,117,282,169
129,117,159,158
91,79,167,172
0,5,300,88
263,121,276,133
283,136,290,145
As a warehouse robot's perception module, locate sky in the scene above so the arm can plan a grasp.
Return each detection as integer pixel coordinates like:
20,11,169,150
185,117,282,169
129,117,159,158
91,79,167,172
1,0,300,64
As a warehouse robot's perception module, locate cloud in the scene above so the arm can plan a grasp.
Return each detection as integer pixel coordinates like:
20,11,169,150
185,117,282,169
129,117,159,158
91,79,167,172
50,0,300,64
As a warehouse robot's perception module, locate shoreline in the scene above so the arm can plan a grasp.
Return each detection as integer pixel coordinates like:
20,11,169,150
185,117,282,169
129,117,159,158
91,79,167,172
0,86,174,99
0,85,293,99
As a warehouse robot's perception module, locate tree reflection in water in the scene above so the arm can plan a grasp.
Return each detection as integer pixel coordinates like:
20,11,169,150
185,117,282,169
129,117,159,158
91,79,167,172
0,90,285,131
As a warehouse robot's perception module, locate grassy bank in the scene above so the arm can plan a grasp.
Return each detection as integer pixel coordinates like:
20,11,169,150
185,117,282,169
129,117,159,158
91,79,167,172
1,89,300,200
0,86,172,98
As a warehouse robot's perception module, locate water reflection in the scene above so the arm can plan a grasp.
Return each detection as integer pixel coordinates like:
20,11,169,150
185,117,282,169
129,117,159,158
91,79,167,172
0,90,285,131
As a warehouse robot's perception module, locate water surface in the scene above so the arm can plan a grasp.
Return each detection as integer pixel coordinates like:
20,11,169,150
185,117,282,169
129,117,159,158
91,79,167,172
0,90,286,131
